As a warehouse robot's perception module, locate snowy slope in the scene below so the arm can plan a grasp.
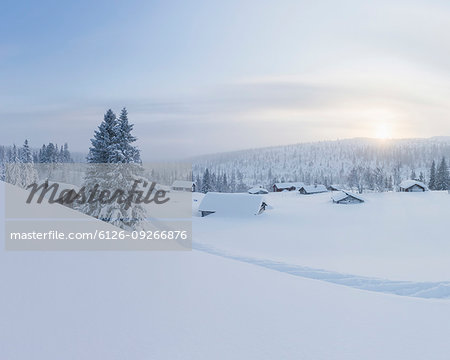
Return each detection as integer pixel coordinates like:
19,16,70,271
193,191,450,282
2,246,450,360
2,182,450,359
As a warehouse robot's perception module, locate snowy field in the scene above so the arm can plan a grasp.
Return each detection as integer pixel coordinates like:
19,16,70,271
193,191,450,284
1,181,450,359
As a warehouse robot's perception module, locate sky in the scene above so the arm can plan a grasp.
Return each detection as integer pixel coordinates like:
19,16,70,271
1,0,450,159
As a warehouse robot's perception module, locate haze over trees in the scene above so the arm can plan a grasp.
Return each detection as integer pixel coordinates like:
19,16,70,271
1,135,449,194
193,137,450,193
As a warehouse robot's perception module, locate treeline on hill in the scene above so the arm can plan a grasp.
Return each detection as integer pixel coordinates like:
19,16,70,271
195,156,450,193
192,138,450,193
195,168,248,194
0,140,74,184
0,140,73,165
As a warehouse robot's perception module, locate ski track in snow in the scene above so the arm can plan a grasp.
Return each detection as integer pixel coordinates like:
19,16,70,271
193,242,450,299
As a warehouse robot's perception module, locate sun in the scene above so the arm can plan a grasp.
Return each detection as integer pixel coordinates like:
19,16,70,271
362,108,396,140
375,123,391,140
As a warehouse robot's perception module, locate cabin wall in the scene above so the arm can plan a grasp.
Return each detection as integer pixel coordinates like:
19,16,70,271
273,185,296,192
402,185,425,192
172,186,193,192
335,196,363,204
201,211,215,217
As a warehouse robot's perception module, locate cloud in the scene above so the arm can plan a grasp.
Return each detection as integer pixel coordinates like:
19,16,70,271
2,0,450,158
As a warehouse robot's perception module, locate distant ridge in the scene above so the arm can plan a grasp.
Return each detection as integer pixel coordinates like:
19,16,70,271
192,136,450,190
190,136,450,161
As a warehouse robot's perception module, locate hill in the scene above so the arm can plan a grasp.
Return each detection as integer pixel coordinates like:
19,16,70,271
192,137,450,191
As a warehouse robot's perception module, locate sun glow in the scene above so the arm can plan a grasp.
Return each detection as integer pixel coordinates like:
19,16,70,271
375,123,391,139
362,108,396,140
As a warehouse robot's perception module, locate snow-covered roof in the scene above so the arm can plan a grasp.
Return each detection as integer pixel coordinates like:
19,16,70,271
274,182,304,189
299,185,328,194
248,187,269,194
399,180,427,190
328,184,341,190
199,192,266,217
331,191,364,203
171,180,195,188
331,191,349,202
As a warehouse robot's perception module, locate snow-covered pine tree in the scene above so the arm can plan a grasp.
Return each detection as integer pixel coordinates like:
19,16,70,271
436,157,449,191
195,174,202,192
237,170,247,192
0,161,4,182
87,109,117,163
38,144,47,163
0,146,5,181
79,109,147,230
429,160,436,190
20,140,33,163
5,145,22,187
211,172,218,192
62,143,72,163
109,108,141,164
222,173,228,193
229,170,236,193
386,175,394,191
46,143,57,163
58,145,64,163
19,140,38,187
418,172,425,184
374,167,386,192
201,169,211,193
347,167,358,191
393,163,402,189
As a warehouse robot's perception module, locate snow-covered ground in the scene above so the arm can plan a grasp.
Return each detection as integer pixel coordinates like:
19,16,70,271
1,181,450,359
193,191,450,283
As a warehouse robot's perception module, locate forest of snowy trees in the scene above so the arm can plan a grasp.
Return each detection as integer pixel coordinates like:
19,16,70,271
0,141,73,166
0,108,150,230
2,130,449,195
192,137,450,193
0,140,74,186
429,158,450,191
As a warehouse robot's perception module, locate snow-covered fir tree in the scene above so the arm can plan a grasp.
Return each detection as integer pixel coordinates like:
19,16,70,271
418,172,425,184
201,168,212,193
86,109,117,163
435,157,449,190
36,142,72,163
195,174,202,192
20,140,33,163
109,108,141,164
78,108,147,230
5,145,21,186
4,141,38,188
19,140,38,187
429,160,436,190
